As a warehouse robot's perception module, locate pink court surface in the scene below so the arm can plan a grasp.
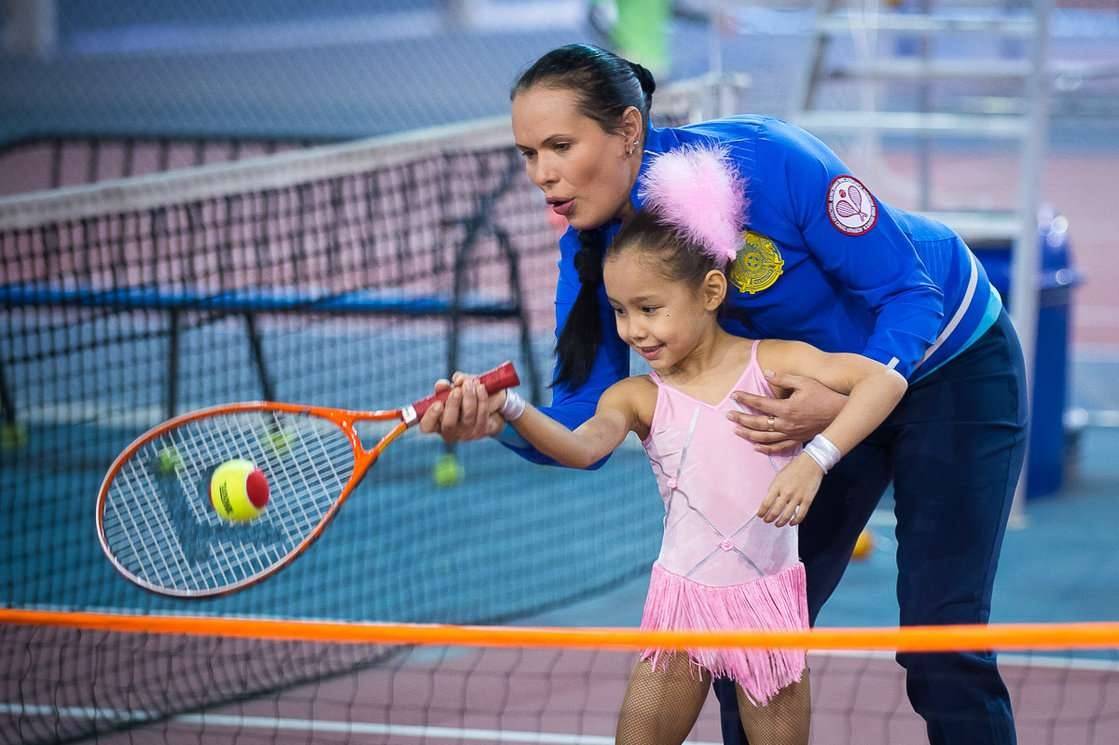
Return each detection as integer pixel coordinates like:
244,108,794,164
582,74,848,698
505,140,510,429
44,644,1114,745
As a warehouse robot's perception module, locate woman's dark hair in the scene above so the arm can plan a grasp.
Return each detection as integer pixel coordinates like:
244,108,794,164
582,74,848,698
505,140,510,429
510,43,655,136
512,44,658,388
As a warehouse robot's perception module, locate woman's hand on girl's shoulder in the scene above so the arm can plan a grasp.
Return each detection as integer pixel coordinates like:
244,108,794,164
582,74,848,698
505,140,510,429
727,339,847,453
730,371,844,453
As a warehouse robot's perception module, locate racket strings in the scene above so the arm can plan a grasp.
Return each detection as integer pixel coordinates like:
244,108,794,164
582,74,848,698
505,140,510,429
102,411,356,595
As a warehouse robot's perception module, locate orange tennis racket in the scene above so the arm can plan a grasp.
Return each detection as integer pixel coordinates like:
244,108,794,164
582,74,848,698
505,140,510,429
97,361,519,598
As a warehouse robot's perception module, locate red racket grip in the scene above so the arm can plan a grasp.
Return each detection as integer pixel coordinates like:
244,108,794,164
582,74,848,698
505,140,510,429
409,361,520,423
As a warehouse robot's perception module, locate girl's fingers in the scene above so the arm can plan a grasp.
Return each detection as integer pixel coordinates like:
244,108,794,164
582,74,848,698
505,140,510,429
758,485,779,517
762,492,787,523
775,498,800,527
789,504,804,526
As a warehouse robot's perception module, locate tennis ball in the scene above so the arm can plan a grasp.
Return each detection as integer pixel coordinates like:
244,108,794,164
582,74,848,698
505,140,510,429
433,453,464,488
0,422,27,450
851,528,874,561
210,459,270,522
155,446,183,475
262,429,293,455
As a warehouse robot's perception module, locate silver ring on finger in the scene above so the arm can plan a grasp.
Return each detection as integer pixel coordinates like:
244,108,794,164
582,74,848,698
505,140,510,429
767,415,776,432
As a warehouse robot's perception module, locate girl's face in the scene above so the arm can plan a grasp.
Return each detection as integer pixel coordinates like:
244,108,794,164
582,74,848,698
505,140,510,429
603,250,724,373
511,85,641,230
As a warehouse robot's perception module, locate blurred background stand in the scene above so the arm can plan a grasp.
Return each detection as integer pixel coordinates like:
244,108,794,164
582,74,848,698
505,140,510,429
3,0,56,58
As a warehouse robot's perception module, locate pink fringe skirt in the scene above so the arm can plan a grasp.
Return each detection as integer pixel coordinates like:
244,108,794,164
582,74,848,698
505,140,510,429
639,561,809,706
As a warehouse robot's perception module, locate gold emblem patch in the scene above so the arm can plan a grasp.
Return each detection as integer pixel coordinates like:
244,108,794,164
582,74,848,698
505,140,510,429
729,231,784,294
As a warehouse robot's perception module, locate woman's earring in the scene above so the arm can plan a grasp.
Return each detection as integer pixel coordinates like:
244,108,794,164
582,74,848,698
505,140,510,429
626,141,636,157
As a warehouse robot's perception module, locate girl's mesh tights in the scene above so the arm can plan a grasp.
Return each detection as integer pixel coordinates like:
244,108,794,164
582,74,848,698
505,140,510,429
615,654,810,745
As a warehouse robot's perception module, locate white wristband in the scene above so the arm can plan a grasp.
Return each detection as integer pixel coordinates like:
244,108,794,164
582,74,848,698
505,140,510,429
499,390,527,422
803,434,841,473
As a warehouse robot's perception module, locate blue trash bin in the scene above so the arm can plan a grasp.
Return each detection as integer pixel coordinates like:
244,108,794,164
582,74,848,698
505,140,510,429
971,209,1083,498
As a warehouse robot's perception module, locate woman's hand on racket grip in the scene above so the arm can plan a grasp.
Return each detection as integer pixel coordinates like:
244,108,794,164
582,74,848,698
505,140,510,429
729,372,846,454
758,454,824,527
418,372,504,442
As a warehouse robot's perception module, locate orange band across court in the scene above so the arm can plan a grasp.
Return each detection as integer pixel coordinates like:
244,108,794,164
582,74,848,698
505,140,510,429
2,608,1118,652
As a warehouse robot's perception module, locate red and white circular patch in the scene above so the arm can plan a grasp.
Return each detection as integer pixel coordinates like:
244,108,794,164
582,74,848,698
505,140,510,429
826,175,878,236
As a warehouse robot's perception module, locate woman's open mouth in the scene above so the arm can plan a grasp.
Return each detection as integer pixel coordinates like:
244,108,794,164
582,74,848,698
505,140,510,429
549,198,574,217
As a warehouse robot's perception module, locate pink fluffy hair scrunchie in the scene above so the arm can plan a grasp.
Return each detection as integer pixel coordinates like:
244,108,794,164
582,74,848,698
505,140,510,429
638,145,747,264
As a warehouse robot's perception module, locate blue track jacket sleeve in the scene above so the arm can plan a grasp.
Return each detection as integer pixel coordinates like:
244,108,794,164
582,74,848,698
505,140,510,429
765,124,944,377
496,228,630,467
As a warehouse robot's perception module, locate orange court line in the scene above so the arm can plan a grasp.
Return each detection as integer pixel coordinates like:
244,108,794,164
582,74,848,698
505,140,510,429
2,608,1118,652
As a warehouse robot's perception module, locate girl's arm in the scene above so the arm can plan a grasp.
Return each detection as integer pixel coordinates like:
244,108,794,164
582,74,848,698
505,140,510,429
772,340,908,455
499,377,645,470
494,228,631,468
756,340,908,526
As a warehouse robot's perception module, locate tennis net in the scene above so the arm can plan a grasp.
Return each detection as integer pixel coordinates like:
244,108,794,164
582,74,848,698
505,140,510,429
3,611,1118,745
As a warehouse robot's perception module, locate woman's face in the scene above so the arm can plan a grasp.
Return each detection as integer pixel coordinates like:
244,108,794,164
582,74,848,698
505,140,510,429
512,85,640,231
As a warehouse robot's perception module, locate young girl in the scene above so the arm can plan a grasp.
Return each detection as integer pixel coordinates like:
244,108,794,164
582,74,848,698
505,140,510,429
461,147,907,745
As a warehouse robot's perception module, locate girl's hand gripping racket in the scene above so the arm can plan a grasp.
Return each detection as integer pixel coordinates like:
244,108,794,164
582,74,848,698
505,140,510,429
96,361,519,598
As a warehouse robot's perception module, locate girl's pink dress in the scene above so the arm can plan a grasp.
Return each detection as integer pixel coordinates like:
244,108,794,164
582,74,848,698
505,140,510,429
639,340,809,705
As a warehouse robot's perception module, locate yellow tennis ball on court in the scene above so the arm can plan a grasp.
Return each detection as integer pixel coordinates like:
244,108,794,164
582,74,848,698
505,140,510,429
433,452,464,487
852,528,874,561
155,446,183,475
261,428,293,456
209,459,270,522
0,422,27,450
